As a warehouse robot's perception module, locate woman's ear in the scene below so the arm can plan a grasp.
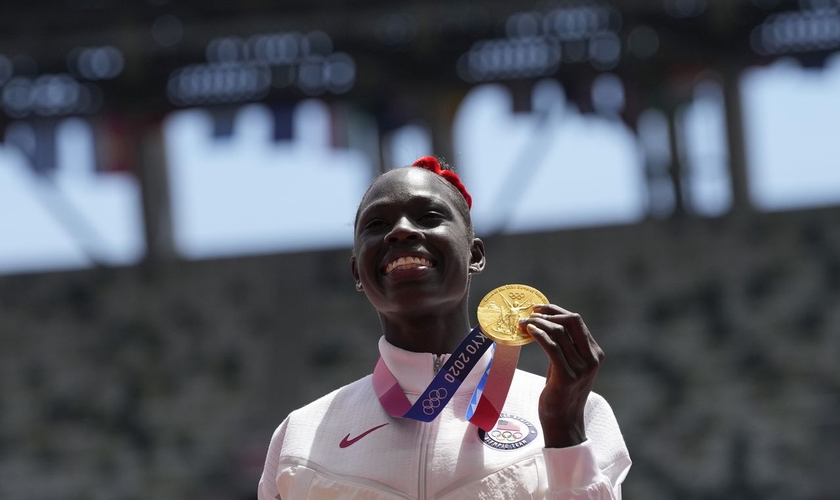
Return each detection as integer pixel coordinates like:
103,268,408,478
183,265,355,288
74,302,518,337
350,255,363,291
469,238,486,274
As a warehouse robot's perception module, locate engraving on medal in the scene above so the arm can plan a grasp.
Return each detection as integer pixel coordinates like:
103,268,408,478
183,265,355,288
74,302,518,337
477,284,549,346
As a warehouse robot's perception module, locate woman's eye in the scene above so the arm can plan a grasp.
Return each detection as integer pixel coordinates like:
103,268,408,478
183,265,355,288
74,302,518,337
363,219,388,231
419,212,444,224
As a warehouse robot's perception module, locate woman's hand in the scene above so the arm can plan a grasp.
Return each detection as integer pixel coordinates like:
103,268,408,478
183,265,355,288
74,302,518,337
519,304,605,448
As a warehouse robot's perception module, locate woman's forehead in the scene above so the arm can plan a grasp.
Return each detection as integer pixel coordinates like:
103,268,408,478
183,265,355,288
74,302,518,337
353,166,474,237
361,168,460,208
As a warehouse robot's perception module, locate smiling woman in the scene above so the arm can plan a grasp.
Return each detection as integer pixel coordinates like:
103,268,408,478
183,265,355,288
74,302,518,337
350,162,481,346
258,156,631,500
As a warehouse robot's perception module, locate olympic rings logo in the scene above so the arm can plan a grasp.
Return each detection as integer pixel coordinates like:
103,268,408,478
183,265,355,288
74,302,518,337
421,388,448,415
509,292,525,300
490,430,524,442
480,413,538,451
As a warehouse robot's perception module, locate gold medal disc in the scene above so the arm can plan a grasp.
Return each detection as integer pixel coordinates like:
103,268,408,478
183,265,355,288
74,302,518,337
477,284,549,346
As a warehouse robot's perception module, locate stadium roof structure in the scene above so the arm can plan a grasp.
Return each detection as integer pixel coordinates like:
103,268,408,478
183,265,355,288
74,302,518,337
1,0,835,114
1,0,838,262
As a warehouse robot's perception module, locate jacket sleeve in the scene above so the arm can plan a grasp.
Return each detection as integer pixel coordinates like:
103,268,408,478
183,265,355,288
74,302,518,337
543,440,628,499
258,419,289,500
542,393,632,499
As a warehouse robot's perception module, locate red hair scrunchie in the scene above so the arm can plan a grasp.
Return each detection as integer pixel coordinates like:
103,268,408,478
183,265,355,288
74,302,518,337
411,156,472,209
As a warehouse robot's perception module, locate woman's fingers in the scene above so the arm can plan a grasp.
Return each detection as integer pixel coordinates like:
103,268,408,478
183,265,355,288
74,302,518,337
525,318,586,378
520,305,605,387
528,305,605,366
524,322,577,379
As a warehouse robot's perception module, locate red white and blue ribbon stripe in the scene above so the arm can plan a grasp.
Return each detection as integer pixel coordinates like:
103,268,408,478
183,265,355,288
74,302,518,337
372,326,520,432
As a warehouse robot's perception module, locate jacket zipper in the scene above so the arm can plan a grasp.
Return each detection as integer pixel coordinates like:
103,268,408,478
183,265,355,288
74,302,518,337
418,418,430,499
420,354,443,499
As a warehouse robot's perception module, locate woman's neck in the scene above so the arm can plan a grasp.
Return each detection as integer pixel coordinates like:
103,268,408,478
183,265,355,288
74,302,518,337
379,307,472,355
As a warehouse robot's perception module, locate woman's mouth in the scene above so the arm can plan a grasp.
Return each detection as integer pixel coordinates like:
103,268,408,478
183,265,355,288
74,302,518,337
384,256,433,274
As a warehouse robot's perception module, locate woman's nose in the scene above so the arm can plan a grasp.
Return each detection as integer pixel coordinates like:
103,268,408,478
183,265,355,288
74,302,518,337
385,216,421,243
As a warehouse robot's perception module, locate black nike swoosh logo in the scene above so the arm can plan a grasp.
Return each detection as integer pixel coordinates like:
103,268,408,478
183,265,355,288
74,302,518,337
339,423,389,448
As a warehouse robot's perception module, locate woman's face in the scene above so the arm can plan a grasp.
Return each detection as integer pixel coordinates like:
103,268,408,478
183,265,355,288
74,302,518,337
351,168,484,317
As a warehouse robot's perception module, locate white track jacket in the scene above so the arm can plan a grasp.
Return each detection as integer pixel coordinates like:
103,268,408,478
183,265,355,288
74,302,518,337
259,337,631,499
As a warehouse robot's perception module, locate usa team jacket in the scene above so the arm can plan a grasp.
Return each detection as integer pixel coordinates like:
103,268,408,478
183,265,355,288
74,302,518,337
259,337,631,500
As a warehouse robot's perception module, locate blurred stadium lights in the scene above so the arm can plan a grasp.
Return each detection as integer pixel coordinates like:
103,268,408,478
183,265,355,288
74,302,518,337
457,3,622,82
167,31,356,105
2,74,101,118
297,53,356,95
68,46,125,81
167,63,272,106
544,5,615,40
457,37,561,82
751,6,840,54
588,31,622,70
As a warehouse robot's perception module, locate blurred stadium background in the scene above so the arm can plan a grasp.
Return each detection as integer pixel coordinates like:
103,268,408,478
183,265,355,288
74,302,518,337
1,0,839,498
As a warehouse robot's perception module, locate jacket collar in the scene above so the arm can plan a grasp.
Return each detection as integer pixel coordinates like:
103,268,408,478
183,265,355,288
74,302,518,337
378,335,493,395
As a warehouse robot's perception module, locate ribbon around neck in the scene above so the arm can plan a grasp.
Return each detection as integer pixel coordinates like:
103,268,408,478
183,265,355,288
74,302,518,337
372,326,520,432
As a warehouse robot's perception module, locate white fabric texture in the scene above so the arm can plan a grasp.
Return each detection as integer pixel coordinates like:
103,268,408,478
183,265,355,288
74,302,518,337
259,337,631,499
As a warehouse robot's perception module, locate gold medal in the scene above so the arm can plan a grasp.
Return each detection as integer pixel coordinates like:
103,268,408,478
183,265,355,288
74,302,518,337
477,284,549,346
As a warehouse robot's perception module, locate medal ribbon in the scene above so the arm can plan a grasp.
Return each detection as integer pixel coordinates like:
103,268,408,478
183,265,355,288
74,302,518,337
372,326,519,431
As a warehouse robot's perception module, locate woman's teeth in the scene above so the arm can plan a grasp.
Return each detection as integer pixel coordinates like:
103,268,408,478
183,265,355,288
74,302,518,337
385,256,432,274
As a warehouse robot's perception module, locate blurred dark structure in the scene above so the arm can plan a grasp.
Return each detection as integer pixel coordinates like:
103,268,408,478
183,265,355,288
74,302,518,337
3,0,839,264
1,1,839,499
